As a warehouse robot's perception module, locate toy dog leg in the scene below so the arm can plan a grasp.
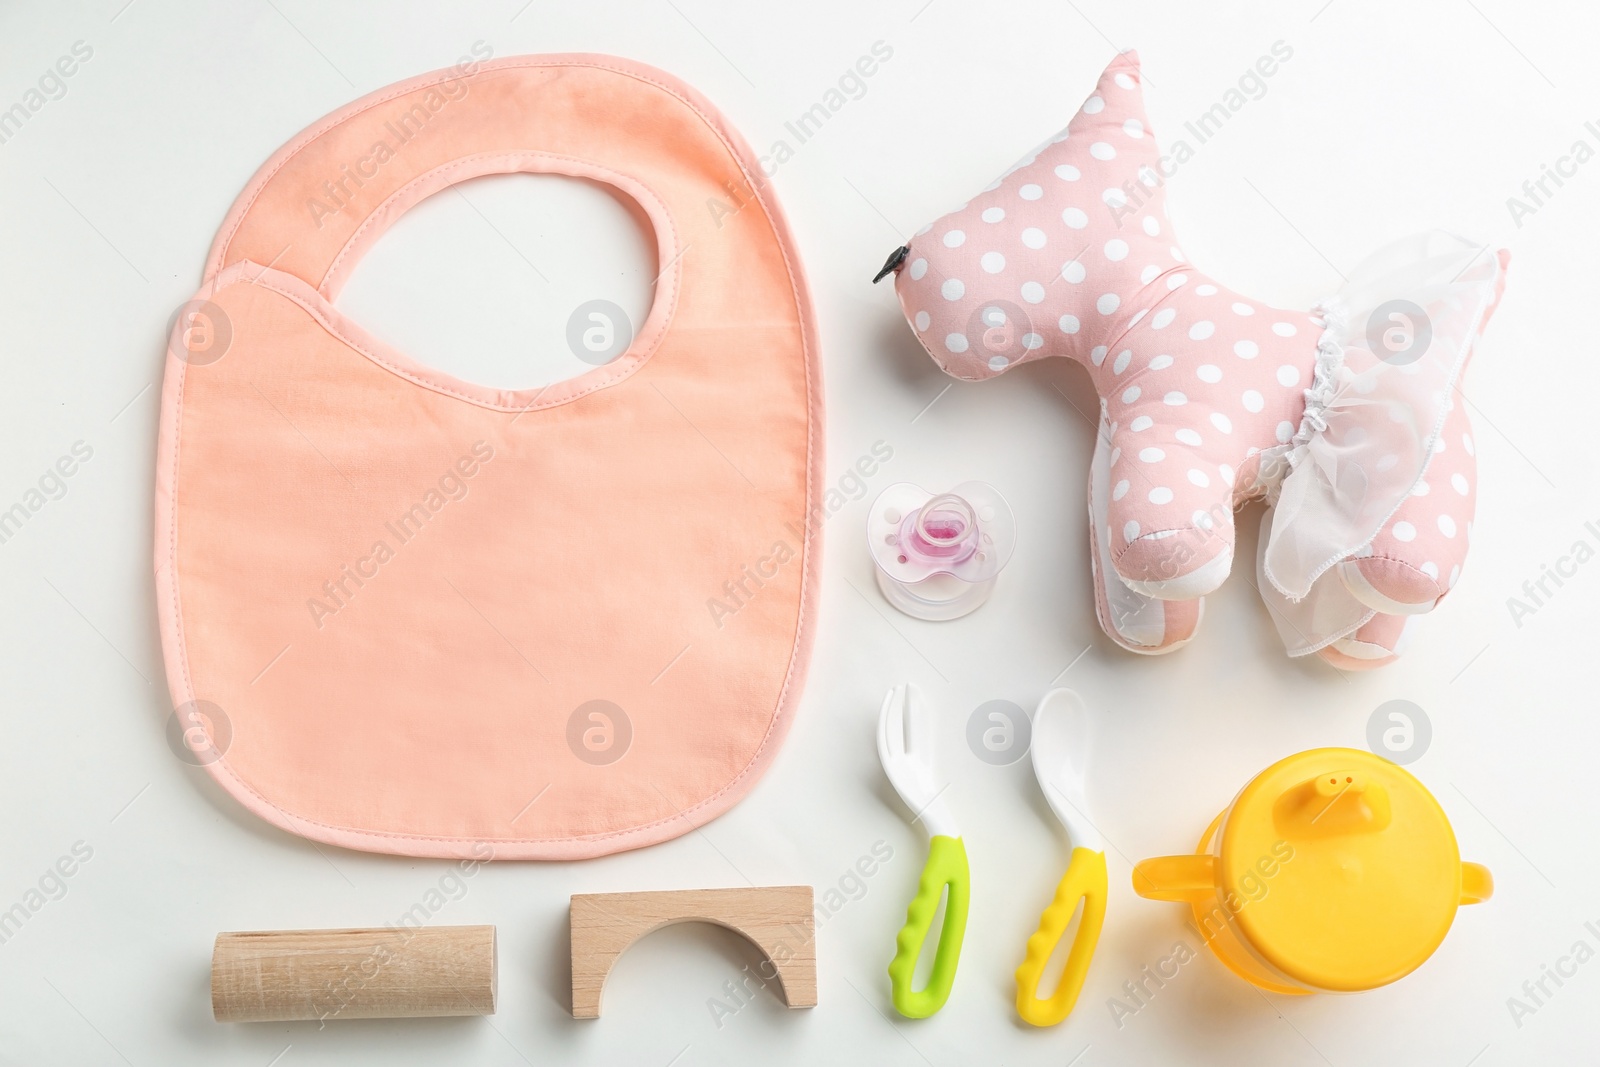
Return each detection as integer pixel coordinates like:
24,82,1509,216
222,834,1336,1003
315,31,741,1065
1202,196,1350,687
1089,409,1203,653
1101,396,1247,601
1339,386,1477,616
1317,612,1413,671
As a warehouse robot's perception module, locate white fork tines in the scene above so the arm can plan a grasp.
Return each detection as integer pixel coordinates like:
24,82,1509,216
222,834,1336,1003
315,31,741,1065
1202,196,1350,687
877,683,959,841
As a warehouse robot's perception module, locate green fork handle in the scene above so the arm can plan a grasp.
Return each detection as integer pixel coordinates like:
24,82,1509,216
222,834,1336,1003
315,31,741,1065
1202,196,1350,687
888,834,970,1018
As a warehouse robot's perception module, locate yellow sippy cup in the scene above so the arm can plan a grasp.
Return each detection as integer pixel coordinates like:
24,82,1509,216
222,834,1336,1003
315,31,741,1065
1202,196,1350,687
1132,748,1492,994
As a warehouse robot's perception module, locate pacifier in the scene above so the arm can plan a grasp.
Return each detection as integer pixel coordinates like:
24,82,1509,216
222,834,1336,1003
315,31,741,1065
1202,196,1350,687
866,482,1016,620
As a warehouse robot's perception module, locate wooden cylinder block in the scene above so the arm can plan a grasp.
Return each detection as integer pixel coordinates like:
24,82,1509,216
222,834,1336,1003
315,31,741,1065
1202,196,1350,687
212,925,497,1023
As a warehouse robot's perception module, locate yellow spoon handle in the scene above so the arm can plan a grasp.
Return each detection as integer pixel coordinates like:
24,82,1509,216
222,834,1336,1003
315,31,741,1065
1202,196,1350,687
1014,847,1107,1027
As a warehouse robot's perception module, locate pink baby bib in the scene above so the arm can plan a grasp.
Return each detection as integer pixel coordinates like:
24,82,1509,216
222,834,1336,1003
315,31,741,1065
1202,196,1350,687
155,54,823,859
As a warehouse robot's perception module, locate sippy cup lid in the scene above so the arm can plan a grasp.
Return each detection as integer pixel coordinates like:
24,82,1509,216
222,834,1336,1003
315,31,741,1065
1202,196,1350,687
1217,747,1481,992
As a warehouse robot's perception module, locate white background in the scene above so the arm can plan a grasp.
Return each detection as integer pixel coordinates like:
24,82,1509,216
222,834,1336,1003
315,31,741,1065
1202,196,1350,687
2,1,1596,1064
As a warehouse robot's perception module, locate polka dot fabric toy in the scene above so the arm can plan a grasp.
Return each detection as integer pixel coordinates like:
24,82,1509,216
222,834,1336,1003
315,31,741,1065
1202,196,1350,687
885,52,1508,668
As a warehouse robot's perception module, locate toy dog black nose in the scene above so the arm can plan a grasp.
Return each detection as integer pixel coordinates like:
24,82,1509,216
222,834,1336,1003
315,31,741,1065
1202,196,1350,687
873,245,909,283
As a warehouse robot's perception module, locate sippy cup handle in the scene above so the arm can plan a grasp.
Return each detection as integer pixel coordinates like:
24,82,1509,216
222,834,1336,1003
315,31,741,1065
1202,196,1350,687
1131,854,1215,904
1460,862,1493,905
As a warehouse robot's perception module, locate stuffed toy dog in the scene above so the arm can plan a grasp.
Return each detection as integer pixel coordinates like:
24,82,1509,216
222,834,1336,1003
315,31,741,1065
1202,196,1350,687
880,52,1507,668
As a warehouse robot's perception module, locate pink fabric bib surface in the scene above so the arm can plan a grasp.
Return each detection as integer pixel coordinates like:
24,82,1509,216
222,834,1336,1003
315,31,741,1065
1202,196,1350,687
155,55,823,859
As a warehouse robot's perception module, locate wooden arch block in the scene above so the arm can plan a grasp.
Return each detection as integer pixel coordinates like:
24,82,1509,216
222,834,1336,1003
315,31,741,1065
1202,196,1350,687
569,886,816,1018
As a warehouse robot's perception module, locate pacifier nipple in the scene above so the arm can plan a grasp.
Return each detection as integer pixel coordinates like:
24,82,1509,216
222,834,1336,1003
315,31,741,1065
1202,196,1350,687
867,482,1017,621
906,494,980,560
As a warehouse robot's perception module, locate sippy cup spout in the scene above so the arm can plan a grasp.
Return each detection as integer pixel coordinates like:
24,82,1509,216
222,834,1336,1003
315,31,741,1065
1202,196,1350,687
1274,771,1392,838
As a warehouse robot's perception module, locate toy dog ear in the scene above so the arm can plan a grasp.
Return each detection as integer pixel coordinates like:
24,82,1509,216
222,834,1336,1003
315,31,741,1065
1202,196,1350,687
1045,51,1164,230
